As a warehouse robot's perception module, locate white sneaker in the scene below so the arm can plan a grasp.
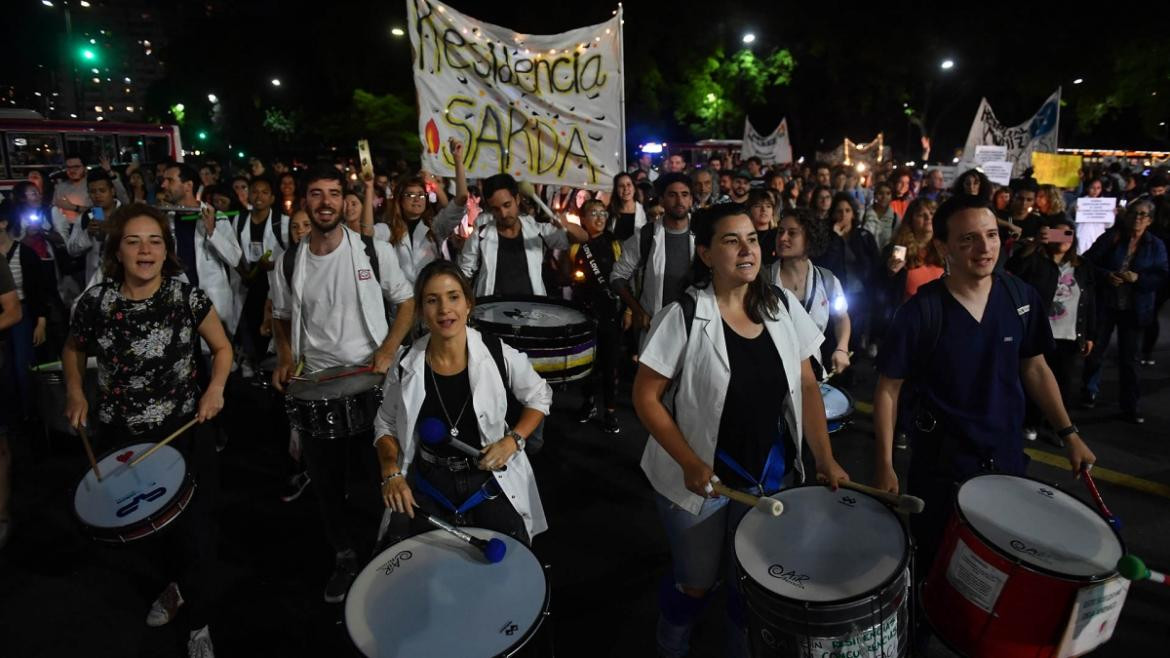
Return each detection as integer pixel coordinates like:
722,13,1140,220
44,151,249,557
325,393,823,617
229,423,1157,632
1024,427,1039,442
145,582,184,627
187,625,215,658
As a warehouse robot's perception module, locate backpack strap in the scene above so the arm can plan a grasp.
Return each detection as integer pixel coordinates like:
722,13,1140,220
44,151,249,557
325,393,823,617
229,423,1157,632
273,211,286,250
282,240,300,289
911,277,947,384
996,271,1031,333
636,221,657,295
678,283,789,342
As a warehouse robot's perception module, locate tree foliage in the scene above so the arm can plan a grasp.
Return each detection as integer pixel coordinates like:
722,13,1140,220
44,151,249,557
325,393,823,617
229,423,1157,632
671,48,796,138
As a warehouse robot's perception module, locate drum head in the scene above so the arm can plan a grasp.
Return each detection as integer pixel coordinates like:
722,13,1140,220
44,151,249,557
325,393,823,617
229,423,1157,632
958,474,1123,578
473,296,591,336
735,486,907,603
74,443,187,529
346,530,548,657
820,384,853,421
289,367,383,401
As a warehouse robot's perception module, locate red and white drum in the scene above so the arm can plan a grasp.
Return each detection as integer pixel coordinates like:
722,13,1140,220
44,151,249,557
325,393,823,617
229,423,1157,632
923,474,1127,657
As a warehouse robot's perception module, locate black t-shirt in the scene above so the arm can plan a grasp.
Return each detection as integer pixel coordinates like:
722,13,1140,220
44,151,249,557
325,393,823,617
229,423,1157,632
876,278,1053,477
418,365,480,459
173,213,200,286
614,212,636,242
406,217,422,243
571,235,620,318
758,227,779,266
249,216,266,243
494,233,534,296
714,321,791,490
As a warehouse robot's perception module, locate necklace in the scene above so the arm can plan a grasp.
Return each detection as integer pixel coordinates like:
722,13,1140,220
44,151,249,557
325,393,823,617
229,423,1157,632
428,358,471,438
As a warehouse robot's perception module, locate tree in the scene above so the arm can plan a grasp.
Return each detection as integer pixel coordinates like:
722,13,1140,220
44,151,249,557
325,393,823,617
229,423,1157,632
672,48,796,138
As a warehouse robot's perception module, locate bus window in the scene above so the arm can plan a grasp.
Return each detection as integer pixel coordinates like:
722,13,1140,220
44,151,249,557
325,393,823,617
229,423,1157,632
64,134,116,164
115,135,143,164
6,132,63,168
143,135,170,164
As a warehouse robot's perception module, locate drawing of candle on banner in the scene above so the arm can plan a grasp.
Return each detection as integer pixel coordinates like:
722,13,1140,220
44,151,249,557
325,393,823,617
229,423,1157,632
407,0,625,190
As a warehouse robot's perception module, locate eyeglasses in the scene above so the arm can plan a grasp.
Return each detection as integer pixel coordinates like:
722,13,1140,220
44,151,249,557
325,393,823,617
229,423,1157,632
1134,211,1152,217
585,210,608,218
403,192,427,200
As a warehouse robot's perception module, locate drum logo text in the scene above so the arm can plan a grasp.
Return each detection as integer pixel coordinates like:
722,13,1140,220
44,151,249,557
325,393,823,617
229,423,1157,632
838,495,857,508
499,621,519,636
1037,488,1054,498
767,564,810,589
1009,539,1054,563
376,550,414,575
115,487,168,518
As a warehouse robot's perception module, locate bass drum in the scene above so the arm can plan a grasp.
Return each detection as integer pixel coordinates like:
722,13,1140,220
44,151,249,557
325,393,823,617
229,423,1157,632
471,296,597,384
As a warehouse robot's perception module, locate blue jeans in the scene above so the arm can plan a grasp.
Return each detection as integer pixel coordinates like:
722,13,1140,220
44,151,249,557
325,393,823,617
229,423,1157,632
654,492,751,658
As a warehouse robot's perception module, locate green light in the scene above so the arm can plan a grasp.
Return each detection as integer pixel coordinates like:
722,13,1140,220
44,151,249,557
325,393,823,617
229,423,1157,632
236,151,245,158
197,131,208,140
80,48,97,61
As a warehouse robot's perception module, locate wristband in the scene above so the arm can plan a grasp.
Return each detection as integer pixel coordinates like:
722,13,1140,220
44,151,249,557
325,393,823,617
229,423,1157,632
506,429,526,452
380,472,404,487
1056,424,1080,439
834,349,849,355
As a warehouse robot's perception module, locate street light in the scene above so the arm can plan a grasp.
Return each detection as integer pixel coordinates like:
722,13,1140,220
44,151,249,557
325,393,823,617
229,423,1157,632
390,27,405,37
1073,78,1084,85
207,93,218,103
270,78,281,87
41,0,54,6
940,59,954,70
742,33,756,45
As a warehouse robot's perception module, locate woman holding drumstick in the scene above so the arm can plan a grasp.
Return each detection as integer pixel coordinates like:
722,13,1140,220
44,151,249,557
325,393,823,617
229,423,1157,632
62,202,232,658
374,260,552,545
632,203,849,658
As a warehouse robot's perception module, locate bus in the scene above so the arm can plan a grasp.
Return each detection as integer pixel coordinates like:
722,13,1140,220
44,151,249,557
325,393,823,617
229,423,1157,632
0,110,183,192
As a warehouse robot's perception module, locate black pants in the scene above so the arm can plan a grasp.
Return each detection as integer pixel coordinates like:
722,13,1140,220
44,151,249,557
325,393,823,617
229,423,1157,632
1141,284,1169,358
236,278,270,366
97,417,220,630
1083,309,1142,413
409,459,528,545
300,433,376,555
581,315,622,410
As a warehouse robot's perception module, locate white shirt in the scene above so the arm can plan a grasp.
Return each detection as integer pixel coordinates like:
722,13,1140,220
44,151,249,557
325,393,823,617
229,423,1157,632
1049,262,1080,341
375,328,553,537
236,208,290,265
638,285,823,514
765,260,847,335
4,244,24,301
457,215,570,297
300,239,378,369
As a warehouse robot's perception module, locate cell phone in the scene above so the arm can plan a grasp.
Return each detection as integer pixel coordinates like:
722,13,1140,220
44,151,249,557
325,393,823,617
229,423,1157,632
892,245,907,260
1049,228,1075,244
131,153,140,165
92,207,104,222
357,139,374,181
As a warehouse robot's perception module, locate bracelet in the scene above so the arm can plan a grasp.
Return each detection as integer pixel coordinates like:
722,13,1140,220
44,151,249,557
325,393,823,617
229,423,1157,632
506,429,526,452
380,472,404,487
834,349,849,355
1056,424,1080,439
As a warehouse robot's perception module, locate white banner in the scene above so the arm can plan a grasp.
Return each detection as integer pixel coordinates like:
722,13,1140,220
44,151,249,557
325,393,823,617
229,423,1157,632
407,0,625,190
962,88,1061,177
742,117,793,165
982,161,1014,186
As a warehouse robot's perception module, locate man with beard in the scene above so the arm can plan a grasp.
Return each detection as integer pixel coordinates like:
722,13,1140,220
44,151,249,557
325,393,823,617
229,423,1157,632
269,165,415,602
691,169,726,209
451,172,588,298
611,172,696,340
728,170,752,203
159,163,243,335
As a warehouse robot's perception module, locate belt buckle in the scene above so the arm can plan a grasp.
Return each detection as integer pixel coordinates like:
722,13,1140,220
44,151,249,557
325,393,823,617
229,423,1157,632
448,457,470,472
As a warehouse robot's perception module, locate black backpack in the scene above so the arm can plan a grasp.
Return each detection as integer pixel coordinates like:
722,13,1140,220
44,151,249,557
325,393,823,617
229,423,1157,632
236,210,288,252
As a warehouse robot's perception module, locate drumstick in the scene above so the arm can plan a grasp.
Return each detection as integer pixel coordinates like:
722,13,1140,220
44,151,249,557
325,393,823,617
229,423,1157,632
77,425,102,481
420,511,507,564
1117,555,1169,586
128,418,199,468
710,480,784,517
821,351,855,382
1081,465,1123,531
315,365,373,383
837,480,926,514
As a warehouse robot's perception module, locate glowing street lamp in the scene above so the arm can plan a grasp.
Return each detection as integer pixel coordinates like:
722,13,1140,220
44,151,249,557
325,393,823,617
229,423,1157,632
390,27,405,37
270,78,282,87
207,93,218,104
940,59,954,71
742,33,756,45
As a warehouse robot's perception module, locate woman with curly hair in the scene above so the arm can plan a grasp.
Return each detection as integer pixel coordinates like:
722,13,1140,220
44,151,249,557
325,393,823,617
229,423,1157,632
885,198,944,300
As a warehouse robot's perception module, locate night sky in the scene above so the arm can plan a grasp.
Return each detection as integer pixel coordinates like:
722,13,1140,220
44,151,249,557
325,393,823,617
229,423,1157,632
3,0,1169,161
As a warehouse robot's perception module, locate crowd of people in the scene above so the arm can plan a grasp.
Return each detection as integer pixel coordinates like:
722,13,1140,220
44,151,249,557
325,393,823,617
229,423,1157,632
0,140,1167,657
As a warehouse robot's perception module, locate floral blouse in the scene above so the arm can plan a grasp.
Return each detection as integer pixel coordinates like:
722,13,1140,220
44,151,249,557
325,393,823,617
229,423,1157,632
70,278,211,435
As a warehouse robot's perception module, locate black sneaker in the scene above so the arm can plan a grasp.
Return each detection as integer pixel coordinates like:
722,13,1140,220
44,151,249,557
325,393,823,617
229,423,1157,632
576,399,597,424
280,471,311,503
324,551,358,603
602,411,620,435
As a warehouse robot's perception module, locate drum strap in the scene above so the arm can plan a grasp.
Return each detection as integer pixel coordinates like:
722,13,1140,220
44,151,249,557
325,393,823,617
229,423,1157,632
715,442,786,496
413,471,502,516
580,242,620,301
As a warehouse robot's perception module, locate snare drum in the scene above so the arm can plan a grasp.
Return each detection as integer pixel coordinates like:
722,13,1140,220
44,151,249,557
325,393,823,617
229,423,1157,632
73,442,196,543
820,383,854,433
285,366,383,440
735,485,910,657
346,529,551,657
472,296,596,384
31,358,100,436
923,474,1126,657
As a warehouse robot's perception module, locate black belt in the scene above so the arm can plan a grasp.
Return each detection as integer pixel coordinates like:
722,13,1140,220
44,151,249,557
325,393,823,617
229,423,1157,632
419,448,477,472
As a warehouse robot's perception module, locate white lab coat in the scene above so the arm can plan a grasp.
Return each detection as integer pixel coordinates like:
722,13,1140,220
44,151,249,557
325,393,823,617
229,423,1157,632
374,327,552,537
458,215,569,297
65,201,121,285
606,201,647,236
610,220,695,316
270,225,413,366
638,285,824,514
171,204,244,333
234,208,291,264
375,220,442,285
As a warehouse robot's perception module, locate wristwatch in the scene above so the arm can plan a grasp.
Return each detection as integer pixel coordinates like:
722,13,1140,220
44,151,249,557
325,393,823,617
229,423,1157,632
506,429,526,452
1056,424,1080,439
